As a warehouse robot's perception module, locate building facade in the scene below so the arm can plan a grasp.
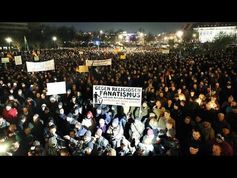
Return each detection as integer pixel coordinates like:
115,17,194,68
194,25,237,43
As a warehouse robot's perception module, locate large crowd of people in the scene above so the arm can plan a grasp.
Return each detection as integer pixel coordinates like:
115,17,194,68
0,45,237,156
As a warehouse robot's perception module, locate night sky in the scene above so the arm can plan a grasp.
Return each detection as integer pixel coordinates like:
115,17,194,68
43,22,188,34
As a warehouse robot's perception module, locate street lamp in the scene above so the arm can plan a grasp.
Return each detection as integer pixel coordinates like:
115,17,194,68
100,30,103,34
52,36,57,49
5,37,12,50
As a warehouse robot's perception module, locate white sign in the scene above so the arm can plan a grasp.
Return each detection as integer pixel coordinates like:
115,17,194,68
86,59,112,66
14,56,22,65
93,85,142,107
26,60,55,72
46,81,66,95
1,58,9,63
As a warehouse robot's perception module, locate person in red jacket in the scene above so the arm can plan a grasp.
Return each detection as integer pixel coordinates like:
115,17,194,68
2,104,18,124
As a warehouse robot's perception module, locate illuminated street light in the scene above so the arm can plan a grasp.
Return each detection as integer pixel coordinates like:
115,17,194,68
192,33,197,38
5,37,12,50
52,36,57,41
100,30,103,34
52,36,57,49
5,37,12,43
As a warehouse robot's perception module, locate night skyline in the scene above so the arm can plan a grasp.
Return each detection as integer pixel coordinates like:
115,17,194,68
43,22,188,34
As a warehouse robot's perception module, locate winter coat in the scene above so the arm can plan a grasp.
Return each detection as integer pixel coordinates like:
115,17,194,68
2,108,18,122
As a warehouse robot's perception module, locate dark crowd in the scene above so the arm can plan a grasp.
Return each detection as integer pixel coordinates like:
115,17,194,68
0,46,237,156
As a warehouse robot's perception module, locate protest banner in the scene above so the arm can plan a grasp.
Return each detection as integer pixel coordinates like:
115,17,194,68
76,65,89,73
86,58,112,66
120,54,126,60
46,81,66,95
14,56,22,65
93,85,142,107
26,59,55,72
1,58,9,63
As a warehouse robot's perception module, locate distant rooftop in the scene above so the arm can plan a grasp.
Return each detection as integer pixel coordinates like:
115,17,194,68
192,22,237,28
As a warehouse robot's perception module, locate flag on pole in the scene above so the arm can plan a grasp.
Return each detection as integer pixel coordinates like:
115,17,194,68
24,36,29,51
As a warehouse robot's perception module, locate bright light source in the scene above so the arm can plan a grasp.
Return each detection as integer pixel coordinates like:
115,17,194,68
192,33,197,38
176,30,184,38
195,98,202,106
139,32,144,37
5,37,12,43
52,36,57,41
100,30,103,34
178,94,186,101
118,34,123,40
95,41,100,46
0,143,8,153
164,36,168,41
